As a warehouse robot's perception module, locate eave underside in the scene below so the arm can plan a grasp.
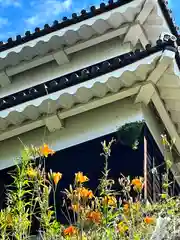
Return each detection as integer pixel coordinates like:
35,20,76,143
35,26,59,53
0,44,179,144
0,50,163,139
0,45,180,178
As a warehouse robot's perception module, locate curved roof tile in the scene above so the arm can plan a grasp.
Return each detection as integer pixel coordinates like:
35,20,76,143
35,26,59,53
0,0,178,53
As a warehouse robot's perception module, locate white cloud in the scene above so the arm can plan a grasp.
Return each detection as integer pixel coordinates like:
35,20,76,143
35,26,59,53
0,17,9,28
25,0,72,27
168,0,172,7
0,0,21,7
0,31,16,41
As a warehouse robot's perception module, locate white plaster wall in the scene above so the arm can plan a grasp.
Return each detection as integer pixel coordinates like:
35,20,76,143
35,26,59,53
0,39,131,98
0,98,143,170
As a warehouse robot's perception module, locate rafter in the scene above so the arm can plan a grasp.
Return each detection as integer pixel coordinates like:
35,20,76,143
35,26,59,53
0,84,141,141
0,71,11,87
135,49,176,104
123,24,149,48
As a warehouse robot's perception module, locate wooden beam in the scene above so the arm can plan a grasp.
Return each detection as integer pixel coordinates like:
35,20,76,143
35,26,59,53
144,135,148,200
58,84,141,119
0,85,141,141
142,103,164,154
6,54,54,76
0,71,11,87
65,25,129,55
53,50,69,66
135,49,175,104
0,114,64,141
6,25,130,77
171,163,180,186
135,0,154,25
0,119,44,141
142,103,180,186
147,49,175,84
152,88,180,153
123,24,149,48
44,115,64,132
135,82,155,105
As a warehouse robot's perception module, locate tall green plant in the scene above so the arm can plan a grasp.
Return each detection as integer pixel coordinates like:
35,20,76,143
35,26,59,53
0,137,179,239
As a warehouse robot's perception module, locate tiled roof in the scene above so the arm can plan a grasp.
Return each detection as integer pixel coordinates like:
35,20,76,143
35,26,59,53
158,0,179,43
0,0,179,52
0,39,178,111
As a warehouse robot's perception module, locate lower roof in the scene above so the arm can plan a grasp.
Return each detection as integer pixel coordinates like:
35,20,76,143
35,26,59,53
0,40,171,111
0,40,177,111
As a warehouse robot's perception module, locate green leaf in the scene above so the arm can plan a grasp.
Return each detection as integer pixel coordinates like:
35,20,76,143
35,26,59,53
167,210,173,215
21,149,30,163
134,233,141,240
166,159,172,169
161,193,168,199
162,183,169,189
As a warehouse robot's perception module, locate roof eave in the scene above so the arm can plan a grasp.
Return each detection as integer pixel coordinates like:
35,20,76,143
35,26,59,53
0,0,177,78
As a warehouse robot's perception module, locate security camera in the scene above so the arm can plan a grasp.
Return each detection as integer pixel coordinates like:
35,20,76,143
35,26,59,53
159,32,177,42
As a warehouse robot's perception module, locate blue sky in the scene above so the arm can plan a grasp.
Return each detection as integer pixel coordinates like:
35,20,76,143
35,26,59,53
0,0,179,42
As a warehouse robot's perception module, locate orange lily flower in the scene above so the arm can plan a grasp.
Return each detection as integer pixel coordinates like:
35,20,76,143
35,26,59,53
40,144,55,158
123,203,129,212
86,190,94,199
131,178,143,192
75,172,89,184
75,187,94,199
52,172,62,185
63,225,77,236
102,195,117,207
144,216,155,224
71,204,81,213
118,221,129,236
87,211,101,224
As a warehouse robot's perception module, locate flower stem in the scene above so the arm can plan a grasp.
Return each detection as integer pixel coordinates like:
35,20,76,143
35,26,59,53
53,186,57,219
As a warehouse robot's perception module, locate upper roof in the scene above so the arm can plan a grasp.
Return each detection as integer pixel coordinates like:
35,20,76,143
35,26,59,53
0,0,177,76
0,0,179,53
